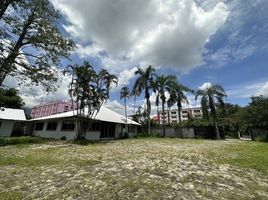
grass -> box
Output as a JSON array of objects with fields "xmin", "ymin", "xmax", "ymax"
[{"xmin": 0, "ymin": 137, "xmax": 267, "ymax": 199}]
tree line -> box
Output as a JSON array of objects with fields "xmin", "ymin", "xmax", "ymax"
[{"xmin": 120, "ymin": 66, "xmax": 227, "ymax": 140}]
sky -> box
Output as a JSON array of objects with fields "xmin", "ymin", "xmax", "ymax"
[{"xmin": 3, "ymin": 0, "xmax": 268, "ymax": 116}]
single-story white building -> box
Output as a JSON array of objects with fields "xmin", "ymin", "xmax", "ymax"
[
  {"xmin": 0, "ymin": 107, "xmax": 26, "ymax": 136},
  {"xmin": 29, "ymin": 106, "xmax": 140, "ymax": 140}
]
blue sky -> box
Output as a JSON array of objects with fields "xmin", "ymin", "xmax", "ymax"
[{"xmin": 4, "ymin": 0, "xmax": 268, "ymax": 115}]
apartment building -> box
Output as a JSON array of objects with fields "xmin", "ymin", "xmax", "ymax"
[
  {"xmin": 158, "ymin": 107, "xmax": 203, "ymax": 124},
  {"xmin": 31, "ymin": 100, "xmax": 75, "ymax": 119}
]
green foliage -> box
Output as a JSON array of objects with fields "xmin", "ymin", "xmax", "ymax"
[
  {"xmin": 0, "ymin": 88, "xmax": 24, "ymax": 108},
  {"xmin": 0, "ymin": 136, "xmax": 49, "ymax": 146},
  {"xmin": 0, "ymin": 0, "xmax": 74, "ymax": 92},
  {"xmin": 195, "ymin": 84, "xmax": 227, "ymax": 139},
  {"xmin": 65, "ymin": 61, "xmax": 118, "ymax": 140},
  {"xmin": 132, "ymin": 66, "xmax": 155, "ymax": 134}
]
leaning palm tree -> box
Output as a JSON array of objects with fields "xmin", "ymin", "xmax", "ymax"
[
  {"xmin": 132, "ymin": 65, "xmax": 155, "ymax": 134},
  {"xmin": 195, "ymin": 84, "xmax": 227, "ymax": 139},
  {"xmin": 168, "ymin": 82, "xmax": 194, "ymax": 124},
  {"xmin": 120, "ymin": 86, "xmax": 130, "ymax": 125},
  {"xmin": 153, "ymin": 74, "xmax": 177, "ymax": 137}
]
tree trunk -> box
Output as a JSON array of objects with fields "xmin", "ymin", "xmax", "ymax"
[
  {"xmin": 133, "ymin": 95, "xmax": 136, "ymax": 116},
  {"xmin": 178, "ymin": 105, "xmax": 182, "ymax": 136},
  {"xmin": 0, "ymin": 11, "xmax": 35, "ymax": 86},
  {"xmin": 167, "ymin": 107, "xmax": 170, "ymax": 125},
  {"xmin": 0, "ymin": 0, "xmax": 11, "ymax": 19},
  {"xmin": 177, "ymin": 104, "xmax": 182, "ymax": 124},
  {"xmin": 146, "ymin": 97, "xmax": 151, "ymax": 135},
  {"xmin": 213, "ymin": 118, "xmax": 220, "ymax": 139},
  {"xmin": 162, "ymin": 101, "xmax": 166, "ymax": 137},
  {"xmin": 124, "ymin": 97, "xmax": 127, "ymax": 124}
]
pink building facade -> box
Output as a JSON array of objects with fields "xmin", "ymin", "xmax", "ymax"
[{"xmin": 31, "ymin": 100, "xmax": 75, "ymax": 119}]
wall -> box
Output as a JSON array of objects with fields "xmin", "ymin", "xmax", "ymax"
[
  {"xmin": 85, "ymin": 131, "xmax": 100, "ymax": 141},
  {"xmin": 33, "ymin": 119, "xmax": 76, "ymax": 140},
  {"xmin": 151, "ymin": 127, "xmax": 195, "ymax": 138},
  {"xmin": 0, "ymin": 120, "xmax": 15, "ymax": 136}
]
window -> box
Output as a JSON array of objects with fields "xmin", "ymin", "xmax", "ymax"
[
  {"xmin": 194, "ymin": 110, "xmax": 201, "ymax": 113},
  {"xmin": 128, "ymin": 126, "xmax": 136, "ymax": 133},
  {"xmin": 46, "ymin": 122, "xmax": 58, "ymax": 131},
  {"xmin": 64, "ymin": 105, "xmax": 69, "ymax": 112},
  {"xmin": 171, "ymin": 116, "xmax": 177, "ymax": 119},
  {"xmin": 171, "ymin": 111, "xmax": 176, "ymax": 114},
  {"xmin": 61, "ymin": 121, "xmax": 75, "ymax": 131},
  {"xmin": 172, "ymin": 120, "xmax": 177, "ymax": 123},
  {"xmin": 182, "ymin": 115, "xmax": 188, "ymax": 118},
  {"xmin": 35, "ymin": 122, "xmax": 44, "ymax": 131},
  {"xmin": 90, "ymin": 122, "xmax": 100, "ymax": 132},
  {"xmin": 0, "ymin": 121, "xmax": 2, "ymax": 127},
  {"xmin": 182, "ymin": 111, "xmax": 188, "ymax": 114}
]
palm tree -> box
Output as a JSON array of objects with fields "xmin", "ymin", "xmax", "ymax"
[
  {"xmin": 168, "ymin": 82, "xmax": 194, "ymax": 124},
  {"xmin": 195, "ymin": 84, "xmax": 227, "ymax": 139},
  {"xmin": 153, "ymin": 74, "xmax": 177, "ymax": 137},
  {"xmin": 99, "ymin": 69, "xmax": 118, "ymax": 98},
  {"xmin": 132, "ymin": 65, "xmax": 155, "ymax": 134},
  {"xmin": 120, "ymin": 86, "xmax": 130, "ymax": 125}
]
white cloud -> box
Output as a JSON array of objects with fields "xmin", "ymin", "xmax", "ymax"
[
  {"xmin": 51, "ymin": 0, "xmax": 229, "ymax": 72},
  {"xmin": 256, "ymin": 82, "xmax": 268, "ymax": 97},
  {"xmin": 2, "ymin": 69, "xmax": 71, "ymax": 107},
  {"xmin": 199, "ymin": 82, "xmax": 212, "ymax": 90},
  {"xmin": 206, "ymin": 0, "xmax": 268, "ymax": 67}
]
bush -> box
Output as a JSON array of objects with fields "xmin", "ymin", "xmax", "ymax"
[{"xmin": 0, "ymin": 136, "xmax": 48, "ymax": 146}]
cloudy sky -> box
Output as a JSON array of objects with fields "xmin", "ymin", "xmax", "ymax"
[{"xmin": 4, "ymin": 0, "xmax": 268, "ymax": 115}]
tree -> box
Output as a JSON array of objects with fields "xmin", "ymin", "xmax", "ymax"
[
  {"xmin": 65, "ymin": 61, "xmax": 118, "ymax": 140},
  {"xmin": 168, "ymin": 82, "xmax": 194, "ymax": 124},
  {"xmin": 120, "ymin": 86, "xmax": 130, "ymax": 125},
  {"xmin": 0, "ymin": 0, "xmax": 18, "ymax": 19},
  {"xmin": 195, "ymin": 84, "xmax": 227, "ymax": 139},
  {"xmin": 152, "ymin": 74, "xmax": 177, "ymax": 137},
  {"xmin": 0, "ymin": 88, "xmax": 24, "ymax": 108},
  {"xmin": 0, "ymin": 0, "xmax": 74, "ymax": 92},
  {"xmin": 132, "ymin": 65, "xmax": 155, "ymax": 135}
]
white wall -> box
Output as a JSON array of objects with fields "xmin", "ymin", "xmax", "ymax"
[
  {"xmin": 33, "ymin": 120, "xmax": 76, "ymax": 140},
  {"xmin": 32, "ymin": 119, "xmax": 138, "ymax": 140},
  {"xmin": 85, "ymin": 131, "xmax": 100, "ymax": 141},
  {"xmin": 0, "ymin": 120, "xmax": 15, "ymax": 137}
]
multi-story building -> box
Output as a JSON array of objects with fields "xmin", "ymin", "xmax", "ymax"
[
  {"xmin": 31, "ymin": 100, "xmax": 75, "ymax": 119},
  {"xmin": 158, "ymin": 107, "xmax": 203, "ymax": 124}
]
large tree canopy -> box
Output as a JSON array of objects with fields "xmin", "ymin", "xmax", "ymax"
[
  {"xmin": 0, "ymin": 88, "xmax": 24, "ymax": 108},
  {"xmin": 0, "ymin": 0, "xmax": 74, "ymax": 91}
]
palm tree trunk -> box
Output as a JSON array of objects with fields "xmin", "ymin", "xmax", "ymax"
[
  {"xmin": 213, "ymin": 117, "xmax": 220, "ymax": 139},
  {"xmin": 133, "ymin": 95, "xmax": 136, "ymax": 116},
  {"xmin": 146, "ymin": 97, "xmax": 151, "ymax": 135},
  {"xmin": 178, "ymin": 105, "xmax": 182, "ymax": 137},
  {"xmin": 157, "ymin": 105, "xmax": 160, "ymax": 124},
  {"xmin": 124, "ymin": 98, "xmax": 127, "ymax": 124},
  {"xmin": 167, "ymin": 107, "xmax": 170, "ymax": 125},
  {"xmin": 162, "ymin": 101, "xmax": 166, "ymax": 137}
]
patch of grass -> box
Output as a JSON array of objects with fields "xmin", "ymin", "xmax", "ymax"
[
  {"xmin": 205, "ymin": 141, "xmax": 268, "ymax": 175},
  {"xmin": 0, "ymin": 191, "xmax": 23, "ymax": 200},
  {"xmin": 0, "ymin": 136, "xmax": 52, "ymax": 146}
]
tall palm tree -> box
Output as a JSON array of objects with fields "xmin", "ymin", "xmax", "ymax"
[
  {"xmin": 168, "ymin": 82, "xmax": 194, "ymax": 124},
  {"xmin": 120, "ymin": 86, "xmax": 130, "ymax": 124},
  {"xmin": 132, "ymin": 65, "xmax": 155, "ymax": 134},
  {"xmin": 153, "ymin": 74, "xmax": 177, "ymax": 137},
  {"xmin": 195, "ymin": 84, "xmax": 227, "ymax": 139}
]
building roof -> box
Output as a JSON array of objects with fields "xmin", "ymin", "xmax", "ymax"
[
  {"xmin": 29, "ymin": 106, "xmax": 140, "ymax": 125},
  {"xmin": 0, "ymin": 107, "xmax": 26, "ymax": 121}
]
